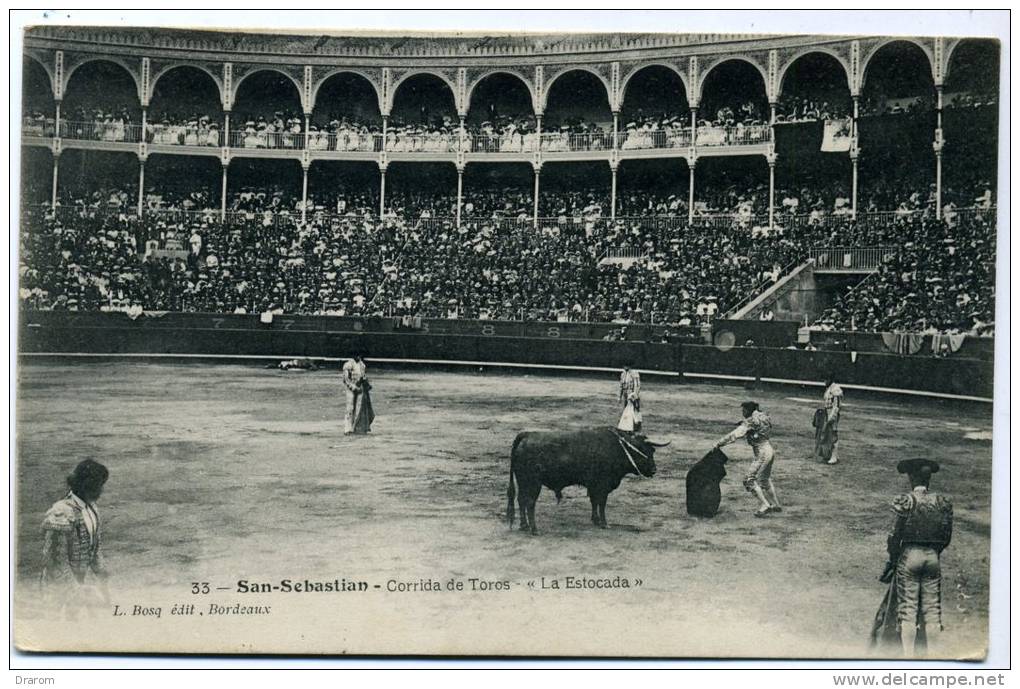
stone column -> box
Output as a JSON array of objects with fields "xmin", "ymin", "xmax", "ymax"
[
  {"xmin": 224, "ymin": 112, "xmax": 231, "ymax": 148},
  {"xmin": 612, "ymin": 111, "xmax": 619, "ymax": 151},
  {"xmin": 379, "ymin": 164, "xmax": 387, "ymax": 218}
]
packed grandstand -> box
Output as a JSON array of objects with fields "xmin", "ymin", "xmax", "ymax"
[{"xmin": 18, "ymin": 28, "xmax": 998, "ymax": 337}]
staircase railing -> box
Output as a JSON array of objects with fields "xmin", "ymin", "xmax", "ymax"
[{"xmin": 722, "ymin": 257, "xmax": 803, "ymax": 319}]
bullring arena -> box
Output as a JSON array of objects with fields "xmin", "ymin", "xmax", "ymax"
[
  {"xmin": 15, "ymin": 25, "xmax": 998, "ymax": 658},
  {"xmin": 15, "ymin": 359, "xmax": 992, "ymax": 657}
]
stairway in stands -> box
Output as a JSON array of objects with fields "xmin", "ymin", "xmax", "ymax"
[{"xmin": 726, "ymin": 246, "xmax": 892, "ymax": 324}]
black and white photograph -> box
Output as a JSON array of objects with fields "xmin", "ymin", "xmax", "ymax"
[{"xmin": 10, "ymin": 10, "xmax": 1007, "ymax": 667}]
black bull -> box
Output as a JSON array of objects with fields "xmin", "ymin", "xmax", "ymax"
[{"xmin": 507, "ymin": 428, "xmax": 668, "ymax": 534}]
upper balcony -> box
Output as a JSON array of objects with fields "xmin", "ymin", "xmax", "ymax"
[{"xmin": 22, "ymin": 118, "xmax": 775, "ymax": 163}]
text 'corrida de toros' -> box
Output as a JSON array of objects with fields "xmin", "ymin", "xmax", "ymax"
[{"xmin": 236, "ymin": 579, "xmax": 369, "ymax": 593}]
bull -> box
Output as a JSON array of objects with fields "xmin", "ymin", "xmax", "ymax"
[{"xmin": 506, "ymin": 428, "xmax": 669, "ymax": 535}]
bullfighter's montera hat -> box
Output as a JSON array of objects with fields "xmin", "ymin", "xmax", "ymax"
[{"xmin": 896, "ymin": 458, "xmax": 940, "ymax": 475}]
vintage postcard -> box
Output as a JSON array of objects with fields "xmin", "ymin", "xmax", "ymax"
[{"xmin": 13, "ymin": 13, "xmax": 1002, "ymax": 660}]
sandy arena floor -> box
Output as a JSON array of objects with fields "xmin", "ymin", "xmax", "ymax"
[{"xmin": 13, "ymin": 361, "xmax": 994, "ymax": 658}]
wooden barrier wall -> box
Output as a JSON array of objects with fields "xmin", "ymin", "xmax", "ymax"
[{"xmin": 17, "ymin": 311, "xmax": 993, "ymax": 399}]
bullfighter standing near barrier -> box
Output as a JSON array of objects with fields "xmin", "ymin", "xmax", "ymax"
[
  {"xmin": 617, "ymin": 363, "xmax": 642, "ymax": 432},
  {"xmin": 342, "ymin": 353, "xmax": 373, "ymax": 435},
  {"xmin": 715, "ymin": 401, "xmax": 781, "ymax": 517},
  {"xmin": 823, "ymin": 375, "xmax": 844, "ymax": 465}
]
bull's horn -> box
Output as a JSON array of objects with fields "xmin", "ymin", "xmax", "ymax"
[{"xmin": 646, "ymin": 439, "xmax": 671, "ymax": 447}]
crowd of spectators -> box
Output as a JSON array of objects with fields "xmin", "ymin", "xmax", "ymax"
[
  {"xmin": 232, "ymin": 110, "xmax": 306, "ymax": 149},
  {"xmin": 860, "ymin": 94, "xmax": 934, "ymax": 118},
  {"xmin": 944, "ymin": 90, "xmax": 998, "ymax": 110},
  {"xmin": 618, "ymin": 111, "xmax": 691, "ymax": 150},
  {"xmin": 20, "ymin": 182, "xmax": 994, "ymax": 334},
  {"xmin": 812, "ymin": 211, "xmax": 995, "ymax": 334},
  {"xmin": 53, "ymin": 169, "xmax": 992, "ymax": 228},
  {"xmin": 775, "ymin": 94, "xmax": 851, "ymax": 123},
  {"xmin": 465, "ymin": 115, "xmax": 538, "ymax": 153},
  {"xmin": 16, "ymin": 200, "xmax": 804, "ymax": 323},
  {"xmin": 146, "ymin": 112, "xmax": 222, "ymax": 146},
  {"xmin": 59, "ymin": 105, "xmax": 138, "ymax": 142},
  {"xmin": 22, "ymin": 110, "xmax": 56, "ymax": 137}
]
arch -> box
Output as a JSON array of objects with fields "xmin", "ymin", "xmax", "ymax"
[
  {"xmin": 542, "ymin": 66, "xmax": 612, "ymax": 112},
  {"xmin": 149, "ymin": 63, "xmax": 224, "ymax": 105},
  {"xmin": 620, "ymin": 62, "xmax": 690, "ymax": 109},
  {"xmin": 311, "ymin": 69, "xmax": 382, "ymax": 113},
  {"xmin": 777, "ymin": 48, "xmax": 851, "ymax": 97},
  {"xmin": 62, "ymin": 56, "xmax": 140, "ymax": 102},
  {"xmin": 389, "ymin": 69, "xmax": 458, "ymax": 111},
  {"xmin": 22, "ymin": 55, "xmax": 55, "ymax": 113},
  {"xmin": 860, "ymin": 38, "xmax": 935, "ymax": 89},
  {"xmin": 22, "ymin": 53, "xmax": 54, "ymax": 97},
  {"xmin": 697, "ymin": 55, "xmax": 769, "ymax": 103},
  {"xmin": 231, "ymin": 67, "xmax": 303, "ymax": 110},
  {"xmin": 465, "ymin": 70, "xmax": 536, "ymax": 112},
  {"xmin": 943, "ymin": 38, "xmax": 1000, "ymax": 87}
]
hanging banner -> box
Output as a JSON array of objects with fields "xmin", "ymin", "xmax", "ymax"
[{"xmin": 820, "ymin": 118, "xmax": 852, "ymax": 152}]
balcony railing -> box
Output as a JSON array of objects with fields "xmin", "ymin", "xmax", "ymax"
[
  {"xmin": 810, "ymin": 246, "xmax": 896, "ymax": 272},
  {"xmin": 58, "ymin": 120, "xmax": 143, "ymax": 143},
  {"xmin": 21, "ymin": 117, "xmax": 56, "ymax": 138},
  {"xmin": 228, "ymin": 129, "xmax": 306, "ymax": 150},
  {"xmin": 465, "ymin": 133, "xmax": 536, "ymax": 154},
  {"xmin": 617, "ymin": 128, "xmax": 693, "ymax": 151},
  {"xmin": 599, "ymin": 247, "xmax": 648, "ymax": 262},
  {"xmin": 696, "ymin": 123, "xmax": 771, "ymax": 147},
  {"xmin": 307, "ymin": 131, "xmax": 382, "ymax": 152},
  {"xmin": 539, "ymin": 131, "xmax": 614, "ymax": 152},
  {"xmin": 147, "ymin": 125, "xmax": 222, "ymax": 147},
  {"xmin": 32, "ymin": 121, "xmax": 778, "ymax": 155},
  {"xmin": 384, "ymin": 133, "xmax": 460, "ymax": 153}
]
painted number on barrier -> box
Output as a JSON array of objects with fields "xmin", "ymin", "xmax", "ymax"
[
  {"xmin": 212, "ymin": 318, "xmax": 224, "ymax": 329},
  {"xmin": 546, "ymin": 327, "xmax": 560, "ymax": 338},
  {"xmin": 481, "ymin": 324, "xmax": 495, "ymax": 336},
  {"xmin": 280, "ymin": 320, "xmax": 294, "ymax": 330},
  {"xmin": 420, "ymin": 322, "xmax": 430, "ymax": 333}
]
